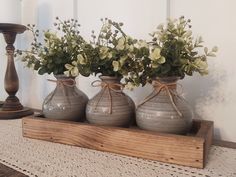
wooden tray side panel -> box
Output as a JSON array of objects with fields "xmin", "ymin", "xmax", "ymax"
[
  {"xmin": 195, "ymin": 120, "xmax": 214, "ymax": 166},
  {"xmin": 22, "ymin": 118, "xmax": 205, "ymax": 168}
]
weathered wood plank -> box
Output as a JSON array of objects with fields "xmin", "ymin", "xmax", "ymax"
[
  {"xmin": 22, "ymin": 117, "xmax": 213, "ymax": 168},
  {"xmin": 195, "ymin": 119, "xmax": 214, "ymax": 166}
]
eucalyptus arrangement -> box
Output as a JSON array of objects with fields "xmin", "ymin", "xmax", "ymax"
[
  {"xmin": 17, "ymin": 17, "xmax": 89, "ymax": 121},
  {"xmin": 89, "ymin": 18, "xmax": 141, "ymax": 77},
  {"xmin": 17, "ymin": 17, "xmax": 90, "ymax": 77},
  {"xmin": 127, "ymin": 16, "xmax": 218, "ymax": 87},
  {"xmin": 15, "ymin": 16, "xmax": 218, "ymax": 130},
  {"xmin": 135, "ymin": 16, "xmax": 218, "ymax": 134},
  {"xmin": 85, "ymin": 18, "xmax": 137, "ymax": 126},
  {"xmin": 65, "ymin": 18, "xmax": 142, "ymax": 85}
]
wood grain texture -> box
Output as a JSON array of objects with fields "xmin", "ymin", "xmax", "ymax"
[
  {"xmin": 195, "ymin": 120, "xmax": 213, "ymax": 166},
  {"xmin": 0, "ymin": 163, "xmax": 28, "ymax": 177},
  {"xmin": 22, "ymin": 117, "xmax": 213, "ymax": 168}
]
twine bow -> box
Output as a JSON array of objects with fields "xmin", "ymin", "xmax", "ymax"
[
  {"xmin": 91, "ymin": 80, "xmax": 124, "ymax": 114},
  {"xmin": 138, "ymin": 80, "xmax": 183, "ymax": 117},
  {"xmin": 45, "ymin": 78, "xmax": 76, "ymax": 105}
]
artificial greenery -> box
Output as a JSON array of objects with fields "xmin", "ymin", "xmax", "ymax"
[
  {"xmin": 64, "ymin": 18, "xmax": 150, "ymax": 90},
  {"xmin": 62, "ymin": 18, "xmax": 146, "ymax": 89},
  {"xmin": 125, "ymin": 16, "xmax": 218, "ymax": 88},
  {"xmin": 147, "ymin": 16, "xmax": 217, "ymax": 79},
  {"xmin": 17, "ymin": 17, "xmax": 90, "ymax": 76},
  {"xmin": 17, "ymin": 16, "xmax": 217, "ymax": 89},
  {"xmin": 86, "ymin": 18, "xmax": 142, "ymax": 78}
]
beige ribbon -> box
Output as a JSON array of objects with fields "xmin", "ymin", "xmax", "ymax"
[
  {"xmin": 45, "ymin": 79, "xmax": 76, "ymax": 105},
  {"xmin": 138, "ymin": 80, "xmax": 183, "ymax": 117},
  {"xmin": 91, "ymin": 80, "xmax": 124, "ymax": 114}
]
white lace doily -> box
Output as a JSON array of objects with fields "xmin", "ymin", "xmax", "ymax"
[{"xmin": 0, "ymin": 119, "xmax": 235, "ymax": 177}]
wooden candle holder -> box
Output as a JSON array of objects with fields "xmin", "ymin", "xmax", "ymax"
[{"xmin": 0, "ymin": 23, "xmax": 33, "ymax": 119}]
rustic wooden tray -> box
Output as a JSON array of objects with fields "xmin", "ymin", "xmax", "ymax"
[{"xmin": 22, "ymin": 116, "xmax": 213, "ymax": 169}]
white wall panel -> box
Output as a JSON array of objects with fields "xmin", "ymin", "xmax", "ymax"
[{"xmin": 170, "ymin": 0, "xmax": 236, "ymax": 141}]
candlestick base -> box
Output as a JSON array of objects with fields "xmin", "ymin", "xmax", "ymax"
[
  {"xmin": 0, "ymin": 101, "xmax": 33, "ymax": 119},
  {"xmin": 1, "ymin": 96, "xmax": 23, "ymax": 111}
]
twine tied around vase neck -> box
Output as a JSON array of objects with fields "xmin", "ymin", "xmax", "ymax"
[
  {"xmin": 44, "ymin": 78, "xmax": 76, "ymax": 105},
  {"xmin": 138, "ymin": 80, "xmax": 183, "ymax": 117},
  {"xmin": 91, "ymin": 80, "xmax": 124, "ymax": 114},
  {"xmin": 47, "ymin": 78, "xmax": 76, "ymax": 88}
]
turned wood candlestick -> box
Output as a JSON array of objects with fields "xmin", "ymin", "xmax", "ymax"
[{"xmin": 0, "ymin": 23, "xmax": 33, "ymax": 119}]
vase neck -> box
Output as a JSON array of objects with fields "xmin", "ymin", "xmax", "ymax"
[
  {"xmin": 52, "ymin": 75, "xmax": 76, "ymax": 88},
  {"xmin": 152, "ymin": 77, "xmax": 178, "ymax": 90},
  {"xmin": 98, "ymin": 76, "xmax": 122, "ymax": 90}
]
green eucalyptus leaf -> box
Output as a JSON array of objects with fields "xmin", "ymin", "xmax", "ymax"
[
  {"xmin": 212, "ymin": 46, "xmax": 218, "ymax": 52},
  {"xmin": 207, "ymin": 53, "xmax": 216, "ymax": 57},
  {"xmin": 34, "ymin": 61, "xmax": 41, "ymax": 70},
  {"xmin": 160, "ymin": 64, "xmax": 171, "ymax": 74},
  {"xmin": 38, "ymin": 67, "xmax": 47, "ymax": 75}
]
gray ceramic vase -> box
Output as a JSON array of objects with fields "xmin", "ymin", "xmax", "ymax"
[
  {"xmin": 86, "ymin": 76, "xmax": 135, "ymax": 127},
  {"xmin": 136, "ymin": 77, "xmax": 193, "ymax": 134},
  {"xmin": 42, "ymin": 75, "xmax": 88, "ymax": 121}
]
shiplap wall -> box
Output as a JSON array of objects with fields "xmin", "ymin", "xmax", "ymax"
[
  {"xmin": 0, "ymin": 0, "xmax": 235, "ymax": 142},
  {"xmin": 170, "ymin": 0, "xmax": 236, "ymax": 142}
]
